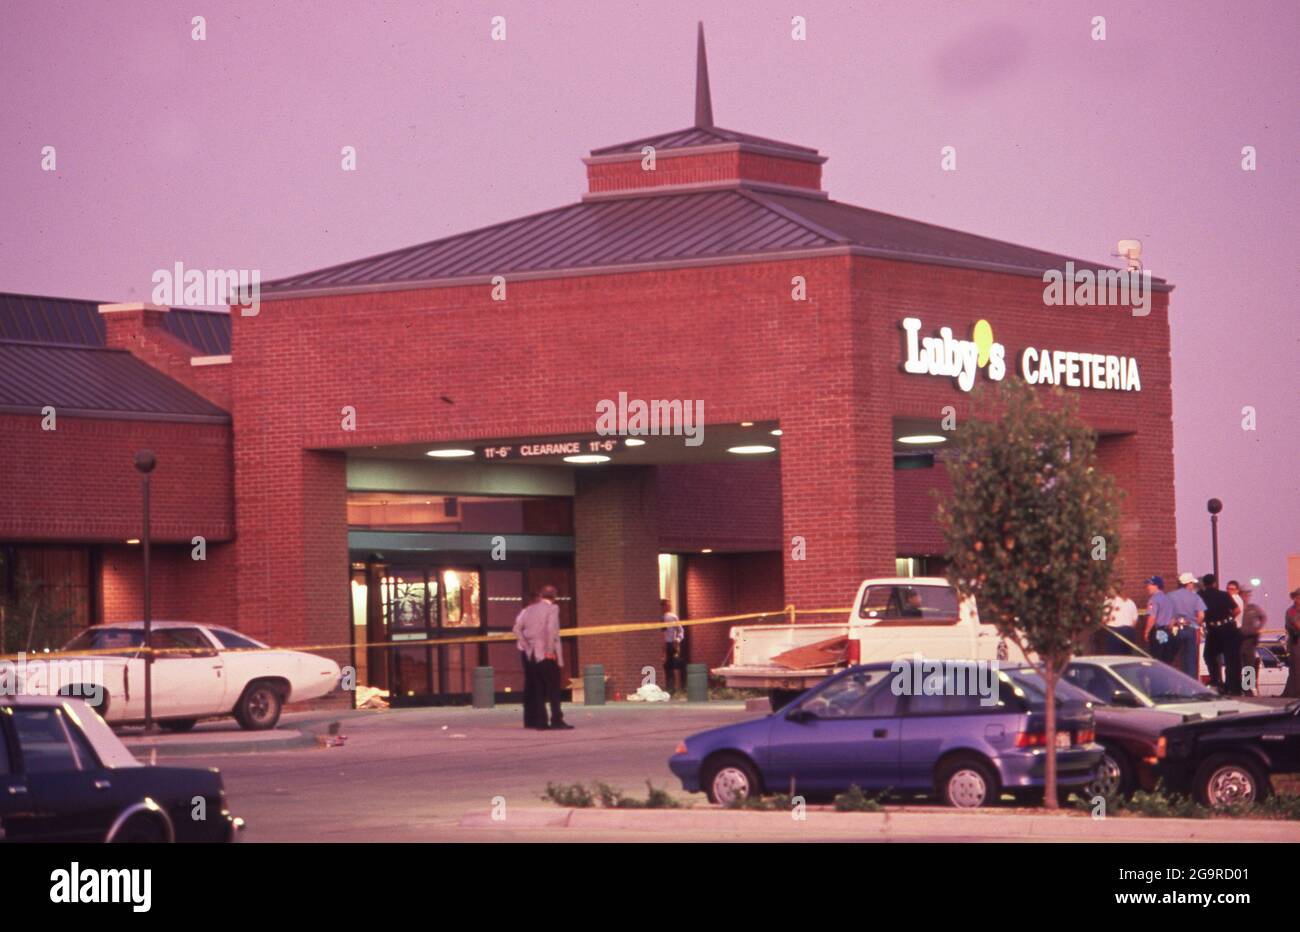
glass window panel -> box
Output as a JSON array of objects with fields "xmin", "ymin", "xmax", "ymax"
[{"xmin": 441, "ymin": 570, "xmax": 481, "ymax": 629}]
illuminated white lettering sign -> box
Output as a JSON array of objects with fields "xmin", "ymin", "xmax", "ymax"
[{"xmin": 900, "ymin": 318, "xmax": 1140, "ymax": 393}]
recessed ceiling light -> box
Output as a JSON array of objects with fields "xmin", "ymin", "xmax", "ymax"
[
  {"xmin": 727, "ymin": 445, "xmax": 776, "ymax": 455},
  {"xmin": 897, "ymin": 434, "xmax": 947, "ymax": 445},
  {"xmin": 426, "ymin": 449, "xmax": 475, "ymax": 458},
  {"xmin": 770, "ymin": 429, "xmax": 783, "ymax": 436},
  {"xmin": 125, "ymin": 539, "xmax": 140, "ymax": 545},
  {"xmin": 563, "ymin": 454, "xmax": 611, "ymax": 464},
  {"xmin": 740, "ymin": 421, "xmax": 754, "ymax": 427},
  {"xmin": 701, "ymin": 548, "xmax": 713, "ymax": 553},
  {"xmin": 1249, "ymin": 577, "xmax": 1261, "ymax": 586},
  {"xmin": 624, "ymin": 438, "xmax": 646, "ymax": 447}
]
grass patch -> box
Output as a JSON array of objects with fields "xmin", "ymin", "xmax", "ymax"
[
  {"xmin": 833, "ymin": 784, "xmax": 888, "ymax": 812},
  {"xmin": 1076, "ymin": 781, "xmax": 1300, "ymax": 821},
  {"xmin": 543, "ymin": 780, "xmax": 685, "ymax": 809}
]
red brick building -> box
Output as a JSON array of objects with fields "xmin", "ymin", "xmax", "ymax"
[{"xmin": 1, "ymin": 34, "xmax": 1177, "ymax": 700}]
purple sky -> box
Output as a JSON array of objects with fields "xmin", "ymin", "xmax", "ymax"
[{"xmin": 3, "ymin": 1, "xmax": 1297, "ymax": 614}]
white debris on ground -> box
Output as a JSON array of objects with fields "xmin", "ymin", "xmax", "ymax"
[
  {"xmin": 626, "ymin": 683, "xmax": 671, "ymax": 702},
  {"xmin": 355, "ymin": 686, "xmax": 390, "ymax": 710}
]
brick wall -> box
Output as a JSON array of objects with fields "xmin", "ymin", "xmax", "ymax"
[
  {"xmin": 684, "ymin": 551, "xmax": 785, "ymax": 670},
  {"xmin": 99, "ymin": 540, "xmax": 237, "ymax": 629},
  {"xmin": 656, "ymin": 461, "xmax": 781, "ymax": 552},
  {"xmin": 0, "ymin": 414, "xmax": 233, "ymax": 543},
  {"xmin": 585, "ymin": 148, "xmax": 821, "ymax": 195}
]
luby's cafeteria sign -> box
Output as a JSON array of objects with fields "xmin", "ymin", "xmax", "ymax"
[{"xmin": 900, "ymin": 317, "xmax": 1141, "ymax": 393}]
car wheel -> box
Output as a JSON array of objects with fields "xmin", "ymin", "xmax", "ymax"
[
  {"xmin": 1194, "ymin": 755, "xmax": 1269, "ymax": 808},
  {"xmin": 1086, "ymin": 743, "xmax": 1134, "ymax": 799},
  {"xmin": 159, "ymin": 719, "xmax": 197, "ymax": 733},
  {"xmin": 936, "ymin": 755, "xmax": 999, "ymax": 808},
  {"xmin": 701, "ymin": 754, "xmax": 761, "ymax": 805},
  {"xmin": 110, "ymin": 814, "xmax": 168, "ymax": 843},
  {"xmin": 59, "ymin": 684, "xmax": 109, "ymax": 718},
  {"xmin": 234, "ymin": 682, "xmax": 283, "ymax": 731}
]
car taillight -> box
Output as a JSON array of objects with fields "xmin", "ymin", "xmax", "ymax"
[
  {"xmin": 1077, "ymin": 728, "xmax": 1095, "ymax": 744},
  {"xmin": 674, "ymin": 741, "xmax": 687, "ymax": 755},
  {"xmin": 845, "ymin": 639, "xmax": 861, "ymax": 664},
  {"xmin": 1155, "ymin": 736, "xmax": 1167, "ymax": 759},
  {"xmin": 1015, "ymin": 732, "xmax": 1045, "ymax": 748}
]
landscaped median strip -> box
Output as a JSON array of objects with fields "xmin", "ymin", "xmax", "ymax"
[{"xmin": 457, "ymin": 806, "xmax": 1300, "ymax": 841}]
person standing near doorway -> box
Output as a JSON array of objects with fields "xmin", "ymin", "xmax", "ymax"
[
  {"xmin": 514, "ymin": 587, "xmax": 568, "ymax": 729},
  {"xmin": 531, "ymin": 584, "xmax": 571, "ymax": 730},
  {"xmin": 662, "ymin": 599, "xmax": 685, "ymax": 693}
]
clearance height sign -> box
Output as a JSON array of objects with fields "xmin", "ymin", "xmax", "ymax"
[{"xmin": 900, "ymin": 317, "xmax": 1141, "ymax": 393}]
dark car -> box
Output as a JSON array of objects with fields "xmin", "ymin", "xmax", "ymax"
[
  {"xmin": 1157, "ymin": 700, "xmax": 1300, "ymax": 807},
  {"xmin": 1002, "ymin": 666, "xmax": 1182, "ymax": 798},
  {"xmin": 669, "ymin": 662, "xmax": 1102, "ymax": 808},
  {"xmin": 0, "ymin": 697, "xmax": 243, "ymax": 842}
]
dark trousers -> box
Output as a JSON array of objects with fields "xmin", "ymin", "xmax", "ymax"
[
  {"xmin": 1102, "ymin": 625, "xmax": 1140, "ymax": 655},
  {"xmin": 1238, "ymin": 635, "xmax": 1260, "ymax": 694},
  {"xmin": 1204, "ymin": 623, "xmax": 1241, "ymax": 694},
  {"xmin": 521, "ymin": 653, "xmax": 545, "ymax": 728},
  {"xmin": 1149, "ymin": 626, "xmax": 1176, "ymax": 665},
  {"xmin": 664, "ymin": 643, "xmax": 685, "ymax": 691},
  {"xmin": 537, "ymin": 658, "xmax": 565, "ymax": 726}
]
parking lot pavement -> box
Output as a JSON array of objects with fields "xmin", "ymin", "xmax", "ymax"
[
  {"xmin": 184, "ymin": 702, "xmax": 755, "ymax": 842},
  {"xmin": 156, "ymin": 702, "xmax": 1296, "ymax": 843}
]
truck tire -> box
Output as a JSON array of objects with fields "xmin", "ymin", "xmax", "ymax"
[
  {"xmin": 1194, "ymin": 754, "xmax": 1269, "ymax": 808},
  {"xmin": 769, "ymin": 688, "xmax": 802, "ymax": 712}
]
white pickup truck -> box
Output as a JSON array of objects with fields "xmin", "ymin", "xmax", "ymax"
[{"xmin": 712, "ymin": 577, "xmax": 1025, "ymax": 708}]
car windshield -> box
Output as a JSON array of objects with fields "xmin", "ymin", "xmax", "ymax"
[
  {"xmin": 61, "ymin": 628, "xmax": 145, "ymax": 654},
  {"xmin": 1109, "ymin": 661, "xmax": 1216, "ymax": 702},
  {"xmin": 1003, "ymin": 669, "xmax": 1100, "ymax": 705}
]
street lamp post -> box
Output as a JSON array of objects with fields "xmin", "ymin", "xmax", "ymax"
[
  {"xmin": 135, "ymin": 450, "xmax": 157, "ymax": 733},
  {"xmin": 1207, "ymin": 498, "xmax": 1222, "ymax": 584}
]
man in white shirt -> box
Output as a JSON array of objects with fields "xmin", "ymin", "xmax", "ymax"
[
  {"xmin": 662, "ymin": 599, "xmax": 685, "ymax": 693},
  {"xmin": 513, "ymin": 585, "xmax": 569, "ymax": 729},
  {"xmin": 1102, "ymin": 582, "xmax": 1141, "ymax": 655}
]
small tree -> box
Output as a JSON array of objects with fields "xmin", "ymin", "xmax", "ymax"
[{"xmin": 935, "ymin": 378, "xmax": 1121, "ymax": 808}]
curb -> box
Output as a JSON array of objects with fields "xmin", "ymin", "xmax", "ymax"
[{"xmin": 459, "ymin": 806, "xmax": 1299, "ymax": 841}]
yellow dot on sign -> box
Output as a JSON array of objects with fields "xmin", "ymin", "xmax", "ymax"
[{"xmin": 972, "ymin": 320, "xmax": 994, "ymax": 367}]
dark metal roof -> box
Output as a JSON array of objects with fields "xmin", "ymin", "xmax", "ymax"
[
  {"xmin": 262, "ymin": 186, "xmax": 1167, "ymax": 296},
  {"xmin": 590, "ymin": 125, "xmax": 822, "ymax": 158},
  {"xmin": 261, "ymin": 190, "xmax": 834, "ymax": 292},
  {"xmin": 0, "ymin": 341, "xmax": 229, "ymax": 423},
  {"xmin": 0, "ymin": 293, "xmax": 231, "ymax": 354}
]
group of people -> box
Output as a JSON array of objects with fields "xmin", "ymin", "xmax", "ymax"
[{"xmin": 1101, "ymin": 573, "xmax": 1300, "ymax": 698}]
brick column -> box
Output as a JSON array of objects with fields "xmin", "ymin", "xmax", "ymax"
[{"xmin": 573, "ymin": 466, "xmax": 662, "ymax": 694}]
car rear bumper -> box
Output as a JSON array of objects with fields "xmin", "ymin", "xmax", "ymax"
[{"xmin": 996, "ymin": 745, "xmax": 1104, "ymax": 788}]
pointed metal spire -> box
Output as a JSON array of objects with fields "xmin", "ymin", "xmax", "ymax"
[{"xmin": 694, "ymin": 22, "xmax": 714, "ymax": 129}]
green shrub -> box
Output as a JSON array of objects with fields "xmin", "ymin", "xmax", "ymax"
[
  {"xmin": 544, "ymin": 780, "xmax": 684, "ymax": 809},
  {"xmin": 833, "ymin": 784, "xmax": 886, "ymax": 812},
  {"xmin": 542, "ymin": 782, "xmax": 594, "ymax": 808}
]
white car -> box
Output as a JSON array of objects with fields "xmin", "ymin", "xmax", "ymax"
[
  {"xmin": 1064, "ymin": 656, "xmax": 1271, "ymax": 720},
  {"xmin": 2, "ymin": 621, "xmax": 341, "ymax": 731}
]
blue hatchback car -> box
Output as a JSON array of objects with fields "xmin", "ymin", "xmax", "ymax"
[{"xmin": 669, "ymin": 662, "xmax": 1102, "ymax": 807}]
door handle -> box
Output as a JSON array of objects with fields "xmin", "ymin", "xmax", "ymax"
[
  {"xmin": 6, "ymin": 785, "xmax": 27, "ymax": 796},
  {"xmin": 93, "ymin": 779, "xmax": 112, "ymax": 791},
  {"xmin": 873, "ymin": 728, "xmax": 888, "ymax": 738}
]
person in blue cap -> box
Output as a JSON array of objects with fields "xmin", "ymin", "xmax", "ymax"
[{"xmin": 1144, "ymin": 575, "xmax": 1176, "ymax": 665}]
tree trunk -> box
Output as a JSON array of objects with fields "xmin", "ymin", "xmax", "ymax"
[{"xmin": 1043, "ymin": 665, "xmax": 1059, "ymax": 810}]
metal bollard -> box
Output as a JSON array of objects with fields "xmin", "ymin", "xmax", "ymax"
[
  {"xmin": 686, "ymin": 663, "xmax": 709, "ymax": 702},
  {"xmin": 472, "ymin": 666, "xmax": 494, "ymax": 709},
  {"xmin": 583, "ymin": 664, "xmax": 606, "ymax": 706}
]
